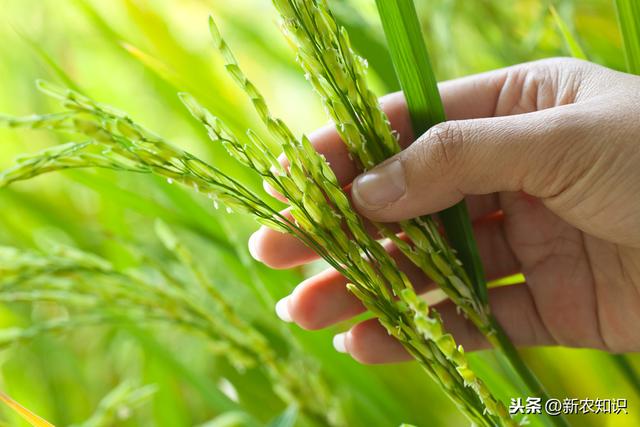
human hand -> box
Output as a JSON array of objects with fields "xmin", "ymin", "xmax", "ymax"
[{"xmin": 249, "ymin": 58, "xmax": 640, "ymax": 363}]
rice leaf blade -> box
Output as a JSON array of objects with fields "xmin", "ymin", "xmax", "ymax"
[
  {"xmin": 373, "ymin": 0, "xmax": 487, "ymax": 304},
  {"xmin": 0, "ymin": 392, "xmax": 55, "ymax": 427},
  {"xmin": 615, "ymin": 0, "xmax": 640, "ymax": 74},
  {"xmin": 549, "ymin": 5, "xmax": 588, "ymax": 60}
]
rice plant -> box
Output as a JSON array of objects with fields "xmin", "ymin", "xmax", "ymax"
[
  {"xmin": 0, "ymin": 224, "xmax": 342, "ymax": 426},
  {"xmin": 371, "ymin": 6, "xmax": 570, "ymax": 427},
  {"xmin": 273, "ymin": 2, "xmax": 553, "ymax": 416},
  {"xmin": 0, "ymin": 2, "xmax": 517, "ymax": 424},
  {"xmin": 0, "ymin": 70, "xmax": 513, "ymax": 427},
  {"xmin": 0, "ymin": 0, "xmax": 639, "ymax": 426}
]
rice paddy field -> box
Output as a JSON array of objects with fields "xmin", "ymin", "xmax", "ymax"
[{"xmin": 0, "ymin": 0, "xmax": 638, "ymax": 426}]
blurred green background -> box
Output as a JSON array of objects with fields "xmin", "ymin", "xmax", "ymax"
[{"xmin": 0, "ymin": 0, "xmax": 638, "ymax": 426}]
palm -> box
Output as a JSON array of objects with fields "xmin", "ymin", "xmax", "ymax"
[{"xmin": 495, "ymin": 190, "xmax": 640, "ymax": 353}]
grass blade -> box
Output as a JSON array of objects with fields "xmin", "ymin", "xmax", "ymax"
[
  {"xmin": 14, "ymin": 30, "xmax": 85, "ymax": 94},
  {"xmin": 0, "ymin": 392, "xmax": 55, "ymax": 427},
  {"xmin": 615, "ymin": 0, "xmax": 640, "ymax": 74},
  {"xmin": 549, "ymin": 5, "xmax": 588, "ymax": 60}
]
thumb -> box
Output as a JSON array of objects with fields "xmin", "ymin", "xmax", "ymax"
[{"xmin": 351, "ymin": 107, "xmax": 589, "ymax": 222}]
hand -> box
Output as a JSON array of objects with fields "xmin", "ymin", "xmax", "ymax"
[{"xmin": 248, "ymin": 58, "xmax": 640, "ymax": 363}]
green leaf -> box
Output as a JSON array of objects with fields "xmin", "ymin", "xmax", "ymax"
[
  {"xmin": 549, "ymin": 5, "xmax": 587, "ymax": 60},
  {"xmin": 373, "ymin": 0, "xmax": 487, "ymax": 304},
  {"xmin": 615, "ymin": 0, "xmax": 640, "ymax": 74}
]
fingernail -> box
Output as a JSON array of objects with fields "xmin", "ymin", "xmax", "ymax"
[
  {"xmin": 352, "ymin": 159, "xmax": 405, "ymax": 210},
  {"xmin": 332, "ymin": 332, "xmax": 348, "ymax": 353},
  {"xmin": 248, "ymin": 230, "xmax": 262, "ymax": 261},
  {"xmin": 275, "ymin": 296, "xmax": 293, "ymax": 322}
]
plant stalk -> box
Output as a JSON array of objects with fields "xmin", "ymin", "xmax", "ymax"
[{"xmin": 486, "ymin": 318, "xmax": 547, "ymax": 399}]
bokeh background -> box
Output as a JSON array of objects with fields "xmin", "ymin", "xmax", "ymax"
[{"xmin": 0, "ymin": 0, "xmax": 638, "ymax": 426}]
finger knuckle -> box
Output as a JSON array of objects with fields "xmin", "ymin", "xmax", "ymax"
[
  {"xmin": 540, "ymin": 56, "xmax": 581, "ymax": 67},
  {"xmin": 535, "ymin": 57, "xmax": 591, "ymax": 73},
  {"xmin": 419, "ymin": 121, "xmax": 465, "ymax": 176}
]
